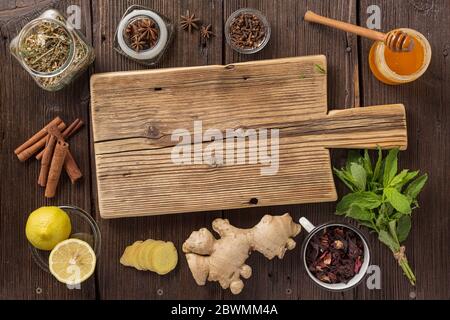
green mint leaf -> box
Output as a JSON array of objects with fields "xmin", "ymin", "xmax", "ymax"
[
  {"xmin": 384, "ymin": 187, "xmax": 412, "ymax": 214},
  {"xmin": 378, "ymin": 161, "xmax": 385, "ymax": 184},
  {"xmin": 346, "ymin": 150, "xmax": 363, "ymax": 170},
  {"xmin": 372, "ymin": 147, "xmax": 383, "ymax": 183},
  {"xmin": 336, "ymin": 191, "xmax": 382, "ymax": 214},
  {"xmin": 391, "ymin": 211, "xmax": 404, "ymax": 220},
  {"xmin": 389, "ymin": 169, "xmax": 409, "ymax": 187},
  {"xmin": 405, "ymin": 174, "xmax": 428, "ymax": 200},
  {"xmin": 376, "ymin": 214, "xmax": 387, "ymax": 229},
  {"xmin": 398, "ymin": 171, "xmax": 419, "ymax": 190},
  {"xmin": 382, "ymin": 202, "xmax": 395, "ymax": 217},
  {"xmin": 350, "ymin": 163, "xmax": 367, "ymax": 191},
  {"xmin": 358, "ymin": 220, "xmax": 377, "ymax": 231},
  {"xmin": 376, "ymin": 203, "xmax": 393, "ymax": 229},
  {"xmin": 378, "ymin": 229, "xmax": 400, "ymax": 251},
  {"xmin": 363, "ymin": 150, "xmax": 373, "ymax": 178},
  {"xmin": 333, "ymin": 168, "xmax": 356, "ymax": 192},
  {"xmin": 345, "ymin": 205, "xmax": 374, "ymax": 221},
  {"xmin": 396, "ymin": 215, "xmax": 412, "ymax": 243},
  {"xmin": 383, "ymin": 148, "xmax": 399, "ymax": 186},
  {"xmin": 389, "ymin": 220, "xmax": 399, "ymax": 243}
]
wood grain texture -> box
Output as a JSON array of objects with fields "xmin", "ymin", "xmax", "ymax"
[
  {"xmin": 0, "ymin": 0, "xmax": 95, "ymax": 299},
  {"xmin": 91, "ymin": 0, "xmax": 224, "ymax": 300},
  {"xmin": 355, "ymin": 0, "xmax": 450, "ymax": 300},
  {"xmin": 91, "ymin": 56, "xmax": 328, "ymax": 143},
  {"xmin": 91, "ymin": 56, "xmax": 407, "ymax": 218}
]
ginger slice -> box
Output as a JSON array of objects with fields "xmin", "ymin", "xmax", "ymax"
[
  {"xmin": 120, "ymin": 240, "xmax": 142, "ymax": 267},
  {"xmin": 151, "ymin": 242, "xmax": 178, "ymax": 275},
  {"xmin": 129, "ymin": 241, "xmax": 144, "ymax": 270},
  {"xmin": 120, "ymin": 245, "xmax": 133, "ymax": 266},
  {"xmin": 144, "ymin": 240, "xmax": 165, "ymax": 272},
  {"xmin": 137, "ymin": 239, "xmax": 155, "ymax": 271}
]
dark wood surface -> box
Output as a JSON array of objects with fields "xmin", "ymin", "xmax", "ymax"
[{"xmin": 1, "ymin": 0, "xmax": 449, "ymax": 300}]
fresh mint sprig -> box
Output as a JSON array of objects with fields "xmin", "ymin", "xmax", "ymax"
[{"xmin": 334, "ymin": 148, "xmax": 428, "ymax": 285}]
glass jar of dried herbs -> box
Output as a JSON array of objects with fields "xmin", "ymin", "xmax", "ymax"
[
  {"xmin": 9, "ymin": 9, "xmax": 95, "ymax": 91},
  {"xmin": 114, "ymin": 5, "xmax": 174, "ymax": 66}
]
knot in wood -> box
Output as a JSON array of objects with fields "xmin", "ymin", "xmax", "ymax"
[{"xmin": 146, "ymin": 124, "xmax": 161, "ymax": 139}]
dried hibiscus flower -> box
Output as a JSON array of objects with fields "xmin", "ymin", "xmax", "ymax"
[{"xmin": 306, "ymin": 226, "xmax": 364, "ymax": 284}]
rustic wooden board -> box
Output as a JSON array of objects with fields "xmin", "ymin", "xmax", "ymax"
[{"xmin": 91, "ymin": 56, "xmax": 407, "ymax": 218}]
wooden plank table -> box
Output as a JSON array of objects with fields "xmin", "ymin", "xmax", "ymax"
[{"xmin": 1, "ymin": 0, "xmax": 449, "ymax": 300}]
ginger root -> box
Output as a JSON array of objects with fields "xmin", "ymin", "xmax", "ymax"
[{"xmin": 182, "ymin": 213, "xmax": 301, "ymax": 295}]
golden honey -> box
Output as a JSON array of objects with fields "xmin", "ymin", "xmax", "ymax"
[{"xmin": 369, "ymin": 28, "xmax": 431, "ymax": 85}]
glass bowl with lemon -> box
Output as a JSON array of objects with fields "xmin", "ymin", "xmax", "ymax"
[{"xmin": 26, "ymin": 206, "xmax": 100, "ymax": 286}]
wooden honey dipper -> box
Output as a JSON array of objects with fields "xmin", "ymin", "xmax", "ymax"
[{"xmin": 304, "ymin": 11, "xmax": 414, "ymax": 52}]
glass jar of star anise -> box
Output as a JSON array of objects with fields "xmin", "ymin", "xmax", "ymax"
[
  {"xmin": 9, "ymin": 9, "xmax": 95, "ymax": 91},
  {"xmin": 114, "ymin": 5, "xmax": 174, "ymax": 66}
]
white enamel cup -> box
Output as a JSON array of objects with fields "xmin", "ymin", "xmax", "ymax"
[{"xmin": 299, "ymin": 217, "xmax": 371, "ymax": 291}]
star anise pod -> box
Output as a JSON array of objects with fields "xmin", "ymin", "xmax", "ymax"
[
  {"xmin": 138, "ymin": 18, "xmax": 159, "ymax": 46},
  {"xmin": 131, "ymin": 37, "xmax": 146, "ymax": 52},
  {"xmin": 200, "ymin": 24, "xmax": 214, "ymax": 39},
  {"xmin": 180, "ymin": 10, "xmax": 200, "ymax": 33},
  {"xmin": 125, "ymin": 21, "xmax": 139, "ymax": 37}
]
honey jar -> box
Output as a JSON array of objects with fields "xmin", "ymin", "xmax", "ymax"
[{"xmin": 369, "ymin": 28, "xmax": 431, "ymax": 85}]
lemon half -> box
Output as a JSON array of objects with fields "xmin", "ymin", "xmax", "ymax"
[{"xmin": 49, "ymin": 239, "xmax": 96, "ymax": 285}]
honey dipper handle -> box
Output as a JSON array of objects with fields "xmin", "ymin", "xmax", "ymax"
[{"xmin": 304, "ymin": 10, "xmax": 386, "ymax": 42}]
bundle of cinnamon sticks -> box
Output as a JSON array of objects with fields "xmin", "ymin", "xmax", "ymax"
[{"xmin": 15, "ymin": 117, "xmax": 84, "ymax": 198}]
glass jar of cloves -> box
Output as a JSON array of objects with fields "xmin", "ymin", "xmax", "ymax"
[{"xmin": 9, "ymin": 9, "xmax": 95, "ymax": 91}]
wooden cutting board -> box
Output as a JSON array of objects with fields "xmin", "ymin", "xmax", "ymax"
[{"xmin": 91, "ymin": 55, "xmax": 407, "ymax": 219}]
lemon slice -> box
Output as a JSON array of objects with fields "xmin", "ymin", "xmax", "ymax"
[{"xmin": 49, "ymin": 239, "xmax": 96, "ymax": 285}]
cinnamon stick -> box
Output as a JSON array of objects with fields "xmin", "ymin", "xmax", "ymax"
[
  {"xmin": 45, "ymin": 141, "xmax": 69, "ymax": 198},
  {"xmin": 14, "ymin": 117, "xmax": 62, "ymax": 155},
  {"xmin": 46, "ymin": 125, "xmax": 83, "ymax": 184},
  {"xmin": 36, "ymin": 119, "xmax": 84, "ymax": 160},
  {"xmin": 64, "ymin": 152, "xmax": 83, "ymax": 184},
  {"xmin": 16, "ymin": 121, "xmax": 67, "ymax": 162},
  {"xmin": 63, "ymin": 119, "xmax": 83, "ymax": 137},
  {"xmin": 38, "ymin": 134, "xmax": 57, "ymax": 187}
]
